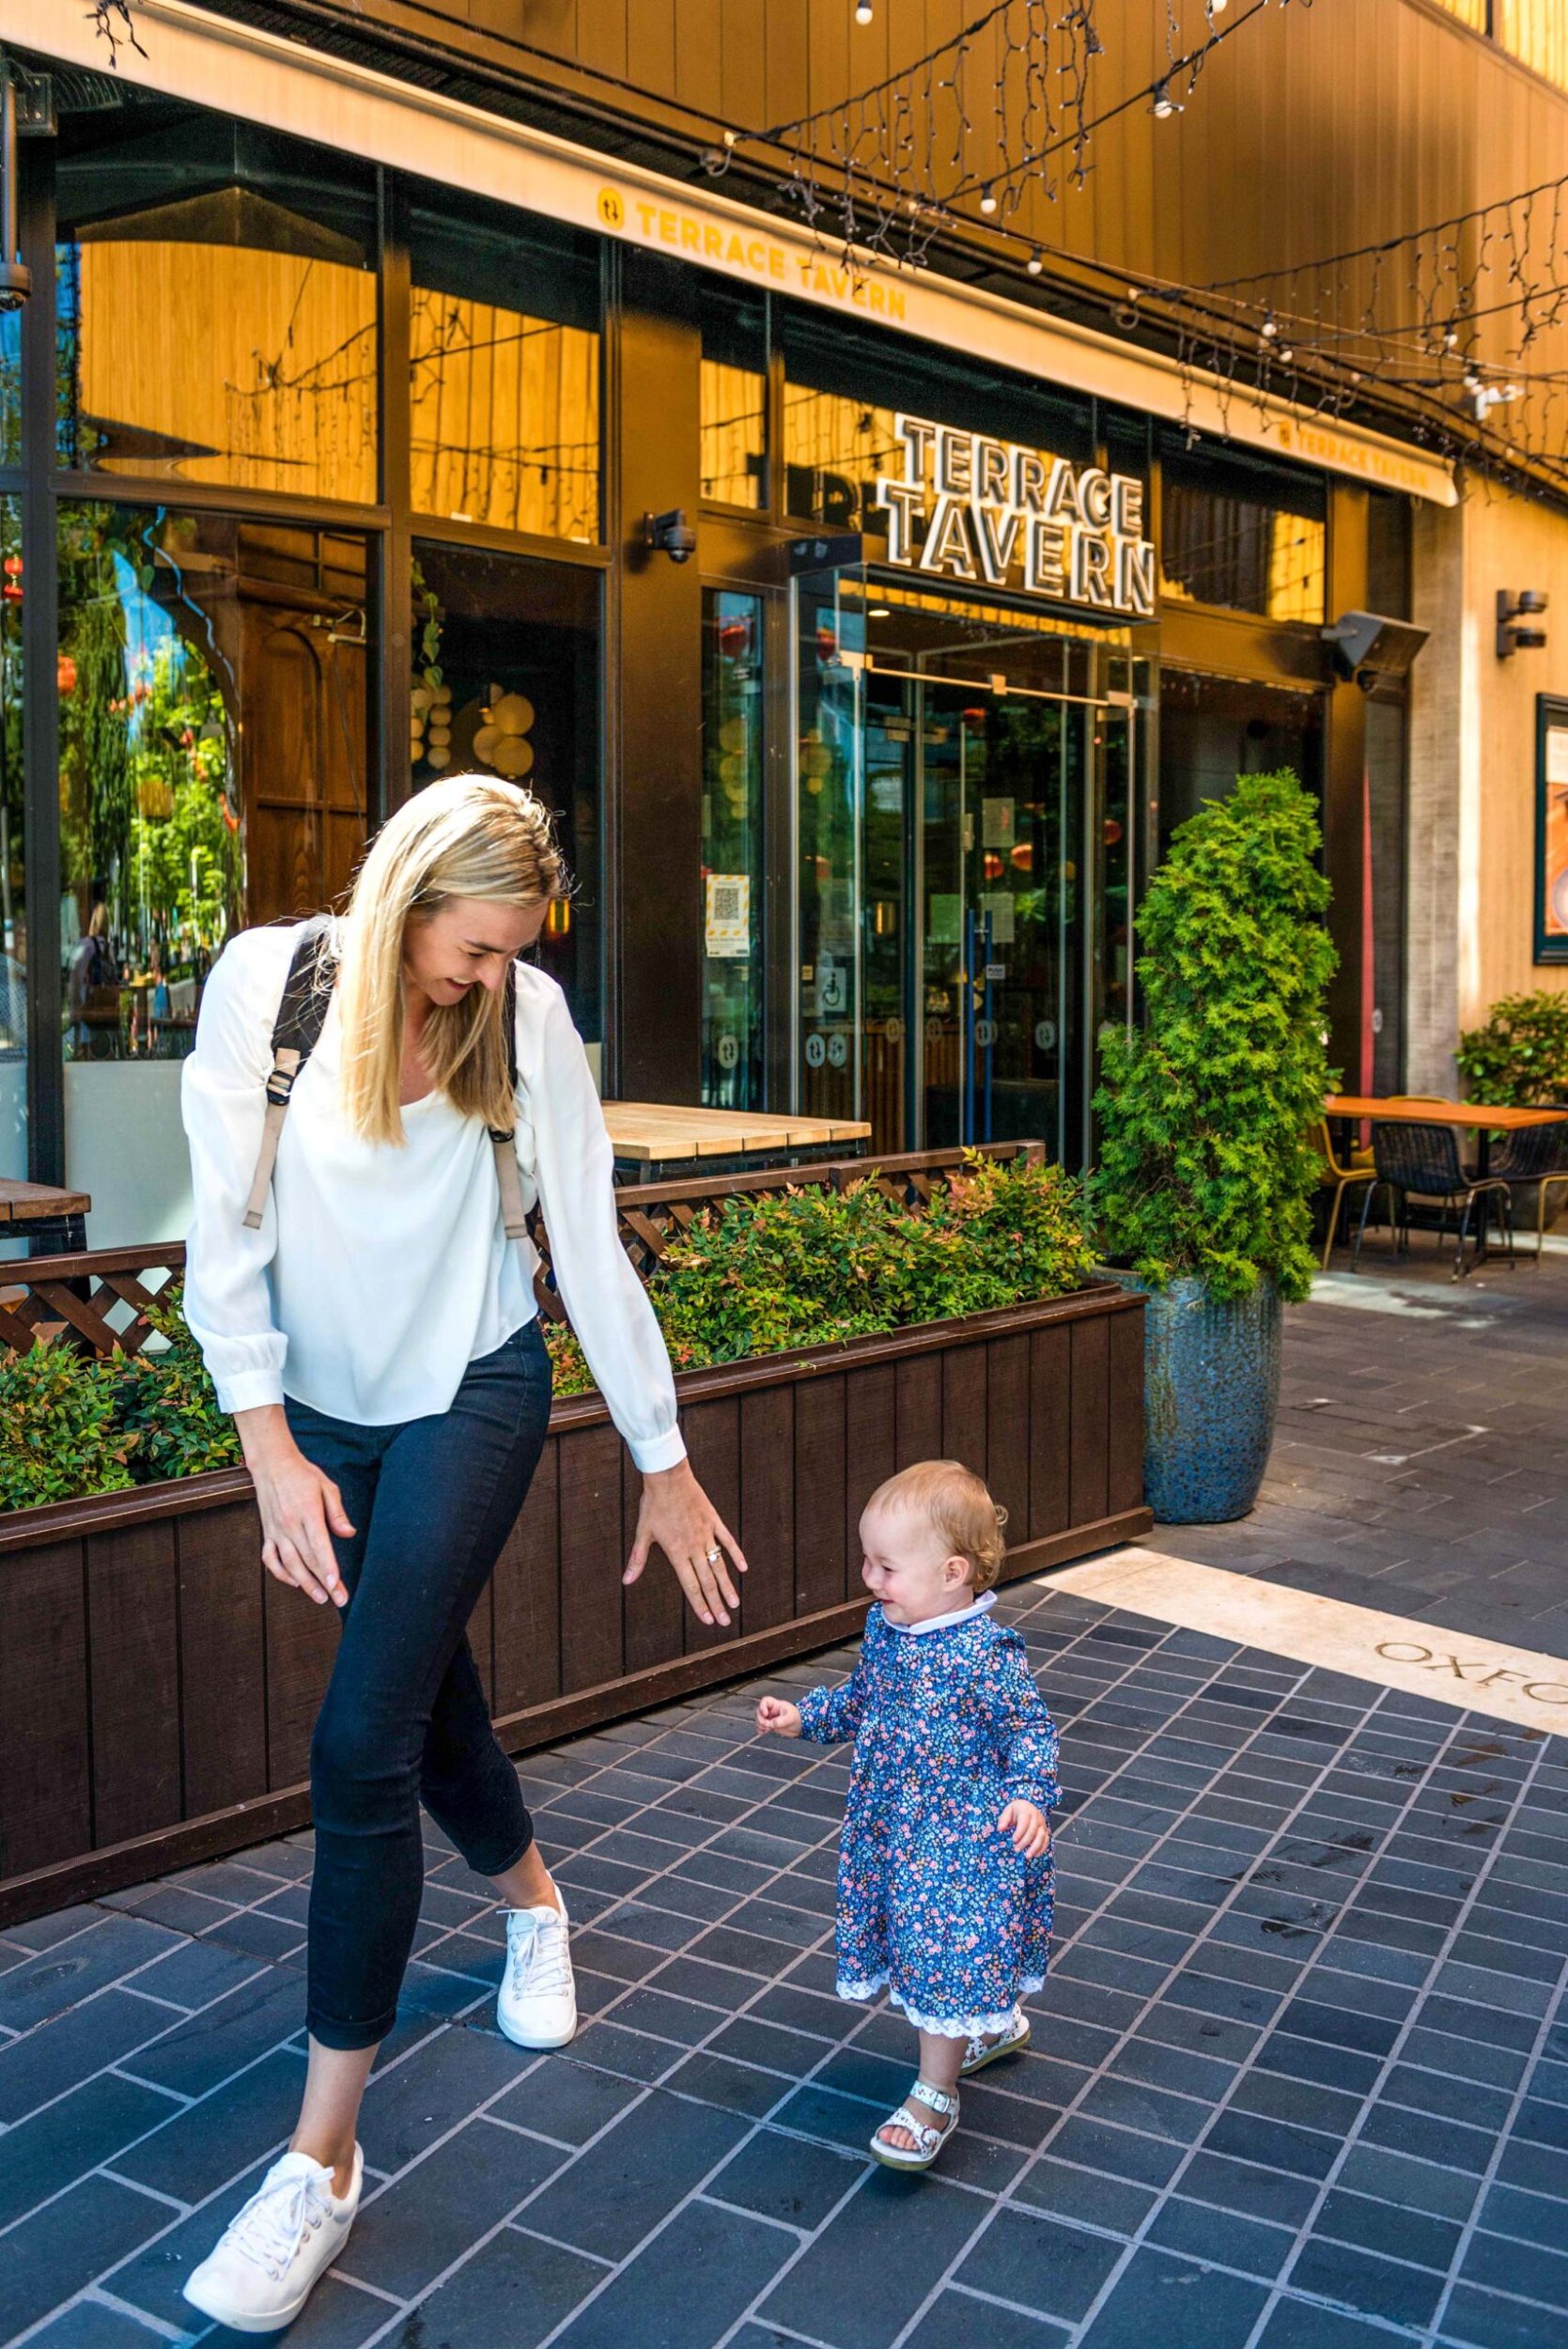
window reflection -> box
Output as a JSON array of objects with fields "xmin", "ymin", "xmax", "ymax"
[
  {"xmin": 700, "ymin": 285, "xmax": 768, "ymax": 508},
  {"xmin": 409, "ymin": 189, "xmax": 601, "ymax": 542},
  {"xmin": 57, "ymin": 505, "xmax": 369, "ymax": 1243},
  {"xmin": 411, "ymin": 541, "xmax": 602, "ymax": 1047},
  {"xmin": 700, "ymin": 592, "xmax": 764, "ymax": 1107},
  {"xmin": 1159, "ymin": 436, "xmax": 1327, "ymax": 622},
  {"xmin": 0, "ymin": 498, "xmax": 21, "ymax": 1182},
  {"xmin": 57, "ymin": 122, "xmax": 377, "ymax": 500}
]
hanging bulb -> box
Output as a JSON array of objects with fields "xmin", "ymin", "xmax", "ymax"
[
  {"xmin": 980, "ymin": 182, "xmax": 999, "ymax": 214},
  {"xmin": 1261, "ymin": 317, "xmax": 1279, "ymax": 339},
  {"xmin": 1279, "ymin": 347, "xmax": 1295, "ymax": 364},
  {"xmin": 1027, "ymin": 247, "xmax": 1044, "ymax": 276},
  {"xmin": 1151, "ymin": 81, "xmax": 1182, "ymax": 118},
  {"xmin": 855, "ymin": 0, "xmax": 873, "ymax": 22}
]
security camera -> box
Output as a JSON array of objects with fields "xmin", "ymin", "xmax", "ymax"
[{"xmin": 644, "ymin": 508, "xmax": 697, "ymax": 564}]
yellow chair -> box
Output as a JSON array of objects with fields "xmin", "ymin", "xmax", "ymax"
[{"xmin": 1311, "ymin": 1118, "xmax": 1377, "ymax": 1268}]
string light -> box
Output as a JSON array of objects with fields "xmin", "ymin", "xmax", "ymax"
[
  {"xmin": 980, "ymin": 182, "xmax": 999, "ymax": 214},
  {"xmin": 1027, "ymin": 248, "xmax": 1045, "ymax": 275},
  {"xmin": 855, "ymin": 1, "xmax": 874, "ymax": 23}
]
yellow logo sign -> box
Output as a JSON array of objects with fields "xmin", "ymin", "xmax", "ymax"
[{"xmin": 597, "ymin": 186, "xmax": 626, "ymax": 230}]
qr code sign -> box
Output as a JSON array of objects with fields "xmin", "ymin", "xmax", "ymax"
[{"xmin": 711, "ymin": 883, "xmax": 744, "ymax": 924}]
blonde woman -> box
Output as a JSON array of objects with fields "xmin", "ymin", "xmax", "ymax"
[{"xmin": 178, "ymin": 776, "xmax": 744, "ymax": 2333}]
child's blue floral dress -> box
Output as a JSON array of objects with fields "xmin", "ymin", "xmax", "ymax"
[{"xmin": 798, "ymin": 1594, "xmax": 1060, "ymax": 2036}]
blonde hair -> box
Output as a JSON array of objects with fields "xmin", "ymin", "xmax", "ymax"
[
  {"xmin": 334, "ymin": 773, "xmax": 567, "ymax": 1146},
  {"xmin": 866, "ymin": 1459, "xmax": 1009, "ymax": 1593}
]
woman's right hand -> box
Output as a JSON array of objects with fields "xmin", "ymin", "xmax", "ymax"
[{"xmin": 235, "ymin": 1406, "xmax": 353, "ymax": 1609}]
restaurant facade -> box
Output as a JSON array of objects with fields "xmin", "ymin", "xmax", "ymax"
[{"xmin": 0, "ymin": 2, "xmax": 1460, "ymax": 1243}]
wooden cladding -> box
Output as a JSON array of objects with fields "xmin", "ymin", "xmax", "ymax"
[{"xmin": 0, "ymin": 1279, "xmax": 1148, "ymax": 1924}]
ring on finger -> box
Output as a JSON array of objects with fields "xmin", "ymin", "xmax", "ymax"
[{"xmin": 704, "ymin": 1543, "xmax": 722, "ymax": 1565}]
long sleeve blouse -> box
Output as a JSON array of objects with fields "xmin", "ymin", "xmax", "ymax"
[{"xmin": 179, "ymin": 924, "xmax": 686, "ymax": 1472}]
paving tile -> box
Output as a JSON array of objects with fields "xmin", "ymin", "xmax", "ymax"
[
  {"xmin": 0, "ymin": 2176, "xmax": 171, "ymax": 2341},
  {"xmin": 116, "ymin": 1971, "xmax": 305, "ymax": 2099},
  {"xmin": 955, "ymin": 2208, "xmax": 1124, "ymax": 2323},
  {"xmin": 0, "ymin": 2069, "xmax": 182, "ymax": 2231},
  {"xmin": 1075, "ymin": 2248, "xmax": 1268, "ymax": 2349},
  {"xmin": 1286, "ymin": 2233, "xmax": 1447, "ymax": 2328},
  {"xmin": 903, "ymin": 2289, "xmax": 1073, "ymax": 2348},
  {"xmin": 0, "ymin": 1992, "xmax": 171, "ymax": 2126},
  {"xmin": 543, "ymin": 2197, "xmax": 793, "ymax": 2349},
  {"xmin": 1438, "ymin": 2279, "xmax": 1568, "ymax": 2349},
  {"xmin": 355, "ymin": 2020, "xmax": 530, "ymax": 2174},
  {"xmin": 1145, "ymin": 2196, "xmax": 1296, "ymax": 2279},
  {"xmin": 18, "ymin": 2298, "xmax": 175, "ymax": 2347},
  {"xmin": 338, "ymin": 2114, "xmax": 565, "ymax": 2298},
  {"xmin": 111, "ymin": 2046, "xmax": 309, "ymax": 2203},
  {"xmin": 488, "ymin": 2051, "xmax": 646, "ymax": 2145},
  {"xmin": 519, "ymin": 2085, "xmax": 749, "ymax": 2262},
  {"xmin": 1010, "ymin": 2156, "xmax": 1157, "ymax": 2236},
  {"xmin": 705, "ymin": 2126, "xmax": 861, "ymax": 2230},
  {"xmin": 1255, "ymin": 2305, "xmax": 1403, "ymax": 2349},
  {"xmin": 758, "ymin": 2170, "xmax": 989, "ymax": 2349},
  {"xmin": 0, "ymin": 1917, "xmax": 186, "ymax": 2036},
  {"xmin": 396, "ymin": 2228, "xmax": 604, "ymax": 2344}
]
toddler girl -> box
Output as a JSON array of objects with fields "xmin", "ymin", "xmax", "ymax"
[{"xmin": 757, "ymin": 1458, "xmax": 1059, "ymax": 2170}]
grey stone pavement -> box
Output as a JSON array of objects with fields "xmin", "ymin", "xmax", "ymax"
[{"xmin": 2, "ymin": 1238, "xmax": 1566, "ymax": 2349}]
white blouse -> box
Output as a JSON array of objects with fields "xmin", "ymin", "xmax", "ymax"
[{"xmin": 179, "ymin": 925, "xmax": 687, "ymax": 1474}]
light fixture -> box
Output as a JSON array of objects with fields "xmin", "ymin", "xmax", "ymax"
[
  {"xmin": 868, "ymin": 605, "xmax": 890, "ymax": 618},
  {"xmin": 1261, "ymin": 317, "xmax": 1279, "ymax": 339},
  {"xmin": 1322, "ymin": 611, "xmax": 1430, "ymax": 692},
  {"xmin": 1027, "ymin": 247, "xmax": 1044, "ymax": 276},
  {"xmin": 643, "ymin": 508, "xmax": 697, "ymax": 564},
  {"xmin": 1151, "ymin": 80, "xmax": 1182, "ymax": 117},
  {"xmin": 855, "ymin": 0, "xmax": 874, "ymax": 21},
  {"xmin": 1497, "ymin": 589, "xmax": 1548, "ymax": 660},
  {"xmin": 1279, "ymin": 347, "xmax": 1295, "ymax": 364},
  {"xmin": 979, "ymin": 182, "xmax": 998, "ymax": 214}
]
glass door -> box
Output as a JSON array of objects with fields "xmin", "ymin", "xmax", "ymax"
[{"xmin": 795, "ymin": 566, "xmax": 1144, "ymax": 1167}]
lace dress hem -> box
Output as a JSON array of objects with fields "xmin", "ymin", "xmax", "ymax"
[{"xmin": 835, "ymin": 1970, "xmax": 1048, "ymax": 2038}]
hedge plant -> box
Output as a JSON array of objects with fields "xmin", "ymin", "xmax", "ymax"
[
  {"xmin": 1088, "ymin": 770, "xmax": 1336, "ymax": 1304},
  {"xmin": 1456, "ymin": 991, "xmax": 1568, "ymax": 1108},
  {"xmin": 548, "ymin": 1151, "xmax": 1092, "ymax": 1397},
  {"xmin": 0, "ymin": 1283, "xmax": 240, "ymax": 1514},
  {"xmin": 1, "ymin": 1161, "xmax": 1094, "ymax": 1503}
]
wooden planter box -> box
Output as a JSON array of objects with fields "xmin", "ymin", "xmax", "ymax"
[{"xmin": 0, "ymin": 1152, "xmax": 1148, "ymax": 1924}]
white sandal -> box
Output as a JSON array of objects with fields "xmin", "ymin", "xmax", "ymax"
[
  {"xmin": 870, "ymin": 2077, "xmax": 960, "ymax": 2171},
  {"xmin": 959, "ymin": 2004, "xmax": 1030, "ymax": 2077}
]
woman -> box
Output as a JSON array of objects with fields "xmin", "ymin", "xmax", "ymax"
[{"xmin": 179, "ymin": 776, "xmax": 743, "ymax": 2333}]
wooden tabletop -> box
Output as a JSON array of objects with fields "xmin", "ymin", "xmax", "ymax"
[
  {"xmin": 0, "ymin": 1177, "xmax": 92, "ymax": 1225},
  {"xmin": 602, "ymin": 1101, "xmax": 873, "ymax": 1161},
  {"xmin": 1326, "ymin": 1096, "xmax": 1568, "ymax": 1130}
]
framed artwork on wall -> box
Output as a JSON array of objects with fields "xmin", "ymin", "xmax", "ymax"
[{"xmin": 1536, "ymin": 694, "xmax": 1568, "ymax": 965}]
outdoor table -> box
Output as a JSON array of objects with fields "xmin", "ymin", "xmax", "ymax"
[
  {"xmin": 1325, "ymin": 1095, "xmax": 1568, "ymax": 1178},
  {"xmin": 0, "ymin": 1177, "xmax": 90, "ymax": 1255},
  {"xmin": 601, "ymin": 1101, "xmax": 872, "ymax": 1186}
]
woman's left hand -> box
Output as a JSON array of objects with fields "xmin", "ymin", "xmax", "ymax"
[{"xmin": 625, "ymin": 1459, "xmax": 748, "ymax": 1627}]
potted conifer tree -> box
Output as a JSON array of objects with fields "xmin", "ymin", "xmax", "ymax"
[{"xmin": 1090, "ymin": 770, "xmax": 1334, "ymax": 1522}]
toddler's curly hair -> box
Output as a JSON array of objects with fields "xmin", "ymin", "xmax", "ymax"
[{"xmin": 866, "ymin": 1459, "xmax": 1009, "ymax": 1592}]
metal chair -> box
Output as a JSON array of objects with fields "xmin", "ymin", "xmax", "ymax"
[
  {"xmin": 1487, "ymin": 1115, "xmax": 1568, "ymax": 1263},
  {"xmin": 1309, "ymin": 1118, "xmax": 1377, "ymax": 1268},
  {"xmin": 1353, "ymin": 1119, "xmax": 1515, "ymax": 1280}
]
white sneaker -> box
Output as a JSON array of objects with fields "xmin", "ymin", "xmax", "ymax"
[
  {"xmin": 497, "ymin": 1890, "xmax": 577, "ymax": 2048},
  {"xmin": 182, "ymin": 2144, "xmax": 362, "ymax": 2334}
]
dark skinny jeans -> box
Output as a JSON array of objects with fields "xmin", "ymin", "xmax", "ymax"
[{"xmin": 285, "ymin": 1319, "xmax": 552, "ymax": 2049}]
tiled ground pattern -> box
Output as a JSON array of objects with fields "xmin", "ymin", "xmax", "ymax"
[
  {"xmin": 1, "ymin": 1574, "xmax": 1565, "ymax": 2349},
  {"xmin": 1149, "ymin": 1245, "xmax": 1568, "ymax": 1657}
]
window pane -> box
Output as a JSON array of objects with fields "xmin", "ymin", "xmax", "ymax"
[
  {"xmin": 1159, "ymin": 433, "xmax": 1327, "ymax": 622},
  {"xmin": 701, "ymin": 286, "xmax": 768, "ymax": 508},
  {"xmin": 1158, "ymin": 668, "xmax": 1325, "ymax": 857},
  {"xmin": 781, "ymin": 298, "xmax": 1094, "ymax": 536},
  {"xmin": 409, "ymin": 189, "xmax": 601, "ymax": 542},
  {"xmin": 1367, "ymin": 490, "xmax": 1412, "ymax": 620},
  {"xmin": 411, "ymin": 541, "xmax": 602, "ymax": 1047},
  {"xmin": 0, "ymin": 303, "xmax": 17, "ymax": 467},
  {"xmin": 57, "ymin": 116, "xmax": 377, "ymax": 500},
  {"xmin": 58, "ymin": 504, "xmax": 371, "ymax": 1243},
  {"xmin": 0, "ymin": 499, "xmax": 21, "ymax": 1184},
  {"xmin": 701, "ymin": 592, "xmax": 764, "ymax": 1107}
]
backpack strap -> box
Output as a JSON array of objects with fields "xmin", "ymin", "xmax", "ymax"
[
  {"xmin": 241, "ymin": 919, "xmax": 336, "ymax": 1231},
  {"xmin": 489, "ymin": 957, "xmax": 528, "ymax": 1242}
]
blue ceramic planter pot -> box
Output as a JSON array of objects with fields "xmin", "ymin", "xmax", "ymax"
[{"xmin": 1114, "ymin": 1273, "xmax": 1281, "ymax": 1524}]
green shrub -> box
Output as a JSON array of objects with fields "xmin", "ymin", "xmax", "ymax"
[
  {"xmin": 544, "ymin": 1154, "xmax": 1093, "ymax": 1398},
  {"xmin": 1089, "ymin": 770, "xmax": 1336, "ymax": 1304},
  {"xmin": 114, "ymin": 1285, "xmax": 241, "ymax": 1482},
  {"xmin": 1456, "ymin": 991, "xmax": 1568, "ymax": 1107},
  {"xmin": 0, "ymin": 1342, "xmax": 136, "ymax": 1510},
  {"xmin": 2, "ymin": 1160, "xmax": 1093, "ymax": 1501}
]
